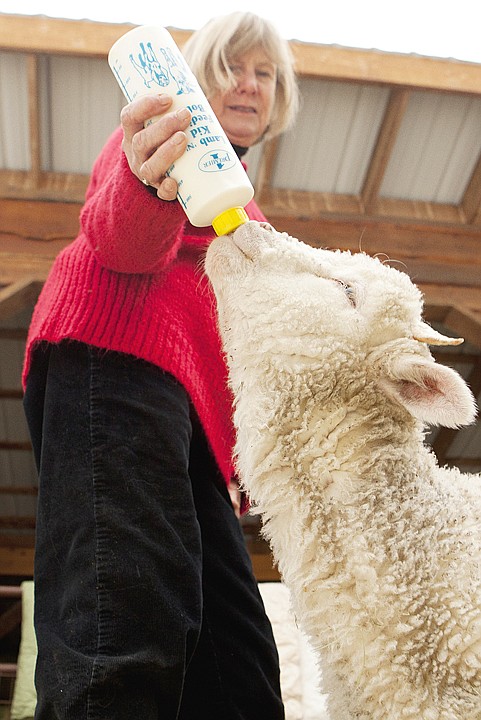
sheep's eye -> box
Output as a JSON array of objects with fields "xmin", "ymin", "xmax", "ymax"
[{"xmin": 334, "ymin": 279, "xmax": 356, "ymax": 307}]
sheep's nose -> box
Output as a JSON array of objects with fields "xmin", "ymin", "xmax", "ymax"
[{"xmin": 232, "ymin": 221, "xmax": 266, "ymax": 259}]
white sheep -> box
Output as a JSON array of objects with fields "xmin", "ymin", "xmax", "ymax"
[{"xmin": 204, "ymin": 220, "xmax": 481, "ymax": 720}]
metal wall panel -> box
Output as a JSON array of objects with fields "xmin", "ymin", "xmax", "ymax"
[
  {"xmin": 381, "ymin": 91, "xmax": 481, "ymax": 203},
  {"xmin": 42, "ymin": 55, "xmax": 125, "ymax": 173},
  {"xmin": 271, "ymin": 78, "xmax": 389, "ymax": 193},
  {"xmin": 0, "ymin": 51, "xmax": 30, "ymax": 170}
]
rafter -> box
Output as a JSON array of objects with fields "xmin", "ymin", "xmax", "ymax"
[
  {"xmin": 255, "ymin": 137, "xmax": 279, "ymax": 198},
  {"xmin": 440, "ymin": 306, "xmax": 481, "ymax": 349},
  {"xmin": 362, "ymin": 88, "xmax": 411, "ymax": 212},
  {"xmin": 27, "ymin": 54, "xmax": 41, "ymax": 188},
  {"xmin": 461, "ymin": 149, "xmax": 481, "ymax": 225}
]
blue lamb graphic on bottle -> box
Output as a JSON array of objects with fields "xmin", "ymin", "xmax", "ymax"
[
  {"xmin": 129, "ymin": 43, "xmax": 170, "ymax": 87},
  {"xmin": 129, "ymin": 41, "xmax": 195, "ymax": 95},
  {"xmin": 159, "ymin": 47, "xmax": 195, "ymax": 95}
]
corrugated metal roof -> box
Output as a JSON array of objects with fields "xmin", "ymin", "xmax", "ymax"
[
  {"xmin": 42, "ymin": 55, "xmax": 124, "ymax": 173},
  {"xmin": 271, "ymin": 79, "xmax": 390, "ymax": 194},
  {"xmin": 380, "ymin": 91, "xmax": 481, "ymax": 202},
  {"xmin": 0, "ymin": 51, "xmax": 30, "ymax": 169},
  {"xmin": 2, "ymin": 50, "xmax": 481, "ymax": 206}
]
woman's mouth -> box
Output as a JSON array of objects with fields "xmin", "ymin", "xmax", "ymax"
[{"xmin": 228, "ymin": 105, "xmax": 256, "ymax": 114}]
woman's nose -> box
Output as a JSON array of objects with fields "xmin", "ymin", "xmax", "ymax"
[{"xmin": 235, "ymin": 69, "xmax": 258, "ymax": 93}]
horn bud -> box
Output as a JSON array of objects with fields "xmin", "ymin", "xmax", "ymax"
[{"xmin": 413, "ymin": 321, "xmax": 464, "ymax": 346}]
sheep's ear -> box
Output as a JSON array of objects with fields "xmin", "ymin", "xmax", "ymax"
[{"xmin": 380, "ymin": 356, "xmax": 477, "ymax": 428}]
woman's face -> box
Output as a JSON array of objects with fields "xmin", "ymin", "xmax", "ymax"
[{"xmin": 209, "ymin": 47, "xmax": 277, "ymax": 148}]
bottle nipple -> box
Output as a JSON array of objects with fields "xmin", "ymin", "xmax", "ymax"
[{"xmin": 212, "ymin": 207, "xmax": 249, "ymax": 236}]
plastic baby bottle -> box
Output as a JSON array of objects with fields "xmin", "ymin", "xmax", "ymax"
[{"xmin": 108, "ymin": 25, "xmax": 254, "ymax": 236}]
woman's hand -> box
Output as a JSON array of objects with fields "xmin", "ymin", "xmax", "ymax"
[{"xmin": 121, "ymin": 94, "xmax": 191, "ymax": 201}]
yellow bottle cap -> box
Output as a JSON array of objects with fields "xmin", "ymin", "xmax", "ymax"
[{"xmin": 212, "ymin": 207, "xmax": 249, "ymax": 236}]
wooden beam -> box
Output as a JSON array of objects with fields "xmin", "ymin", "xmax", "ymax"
[
  {"xmin": 250, "ymin": 553, "xmax": 280, "ymax": 582},
  {"xmin": 0, "ymin": 14, "xmax": 136, "ymax": 58},
  {"xmin": 443, "ymin": 457, "xmax": 481, "ymax": 469},
  {"xmin": 423, "ymin": 304, "xmax": 451, "ymax": 324},
  {"xmin": 2, "ymin": 194, "xmax": 480, "ymax": 249},
  {"xmin": 0, "ymin": 586, "xmax": 22, "ymax": 599},
  {"xmin": 432, "ymin": 350, "xmax": 480, "ymax": 366},
  {"xmin": 0, "ymin": 198, "xmax": 80, "ymax": 243},
  {"xmin": 422, "ymin": 285, "xmax": 481, "ymax": 313},
  {"xmin": 27, "ymin": 54, "xmax": 41, "ymax": 188},
  {"xmin": 372, "ymin": 197, "xmax": 465, "ymax": 225},
  {"xmin": 0, "ymin": 517, "xmax": 36, "ymax": 530},
  {"xmin": 4, "ymin": 174, "xmax": 476, "ymax": 230},
  {"xmin": 0, "ymin": 486, "xmax": 37, "ymax": 495},
  {"xmin": 2, "ymin": 15, "xmax": 481, "ymax": 95},
  {"xmin": 441, "ymin": 307, "xmax": 481, "ymax": 349},
  {"xmin": 0, "ymin": 170, "xmax": 89, "ymax": 203},
  {"xmin": 0, "ymin": 328, "xmax": 28, "ymax": 340},
  {"xmin": 1, "ymin": 194, "xmax": 481, "ymax": 288},
  {"xmin": 259, "ymin": 187, "xmax": 468, "ymax": 226},
  {"xmin": 0, "ymin": 545, "xmax": 34, "ymax": 577},
  {"xmin": 362, "ymin": 89, "xmax": 411, "ymax": 212},
  {"xmin": 0, "ymin": 389, "xmax": 24, "ymax": 399},
  {"xmin": 461, "ymin": 150, "xmax": 481, "ymax": 224},
  {"xmin": 0, "ymin": 15, "xmax": 191, "ymax": 58},
  {"xmin": 0, "ymin": 278, "xmax": 42, "ymax": 321},
  {"xmin": 0, "ymin": 442, "xmax": 32, "ymax": 451},
  {"xmin": 290, "ymin": 40, "xmax": 481, "ymax": 95},
  {"xmin": 0, "ymin": 254, "xmax": 58, "ymax": 286},
  {"xmin": 259, "ymin": 201, "xmax": 481, "ymax": 286},
  {"xmin": 255, "ymin": 138, "xmax": 279, "ymax": 198}
]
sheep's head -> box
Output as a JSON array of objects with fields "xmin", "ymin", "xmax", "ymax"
[{"xmin": 205, "ymin": 221, "xmax": 477, "ymax": 429}]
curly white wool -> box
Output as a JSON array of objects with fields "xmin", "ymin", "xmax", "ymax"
[{"xmin": 205, "ymin": 221, "xmax": 481, "ymax": 720}]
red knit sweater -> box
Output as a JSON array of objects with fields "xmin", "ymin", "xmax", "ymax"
[{"xmin": 23, "ymin": 127, "xmax": 267, "ymax": 485}]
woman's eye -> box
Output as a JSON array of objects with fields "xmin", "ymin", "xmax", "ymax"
[{"xmin": 257, "ymin": 69, "xmax": 274, "ymax": 79}]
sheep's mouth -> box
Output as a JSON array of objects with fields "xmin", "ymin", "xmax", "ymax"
[
  {"xmin": 204, "ymin": 234, "xmax": 249, "ymax": 288},
  {"xmin": 230, "ymin": 220, "xmax": 277, "ymax": 261},
  {"xmin": 205, "ymin": 220, "xmax": 277, "ymax": 287}
]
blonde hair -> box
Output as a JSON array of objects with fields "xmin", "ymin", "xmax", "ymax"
[{"xmin": 182, "ymin": 12, "xmax": 299, "ymax": 143}]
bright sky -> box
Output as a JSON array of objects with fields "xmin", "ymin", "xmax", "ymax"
[{"xmin": 2, "ymin": 0, "xmax": 481, "ymax": 65}]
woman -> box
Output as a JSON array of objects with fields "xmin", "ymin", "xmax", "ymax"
[{"xmin": 23, "ymin": 11, "xmax": 299, "ymax": 720}]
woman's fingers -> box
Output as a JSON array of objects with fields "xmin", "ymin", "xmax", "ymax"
[
  {"xmin": 139, "ymin": 130, "xmax": 188, "ymax": 193},
  {"xmin": 121, "ymin": 96, "xmax": 191, "ymax": 194},
  {"xmin": 121, "ymin": 94, "xmax": 172, "ymax": 143}
]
